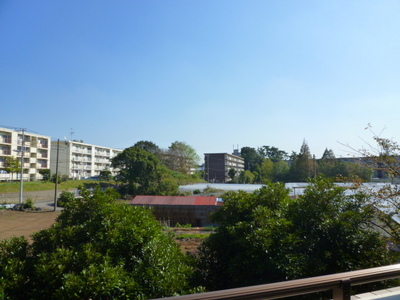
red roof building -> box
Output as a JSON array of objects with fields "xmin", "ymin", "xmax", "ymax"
[{"xmin": 131, "ymin": 195, "xmax": 223, "ymax": 227}]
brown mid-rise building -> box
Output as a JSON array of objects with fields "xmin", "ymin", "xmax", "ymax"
[{"xmin": 204, "ymin": 152, "xmax": 245, "ymax": 183}]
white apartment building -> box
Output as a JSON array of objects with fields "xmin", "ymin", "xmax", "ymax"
[
  {"xmin": 0, "ymin": 128, "xmax": 51, "ymax": 181},
  {"xmin": 50, "ymin": 141, "xmax": 122, "ymax": 180}
]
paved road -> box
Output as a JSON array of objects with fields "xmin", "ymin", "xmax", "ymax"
[{"xmin": 33, "ymin": 199, "xmax": 63, "ymax": 211}]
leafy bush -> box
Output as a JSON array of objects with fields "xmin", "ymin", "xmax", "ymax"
[
  {"xmin": 196, "ymin": 177, "xmax": 400, "ymax": 291},
  {"xmin": 23, "ymin": 198, "xmax": 35, "ymax": 209},
  {"xmin": 38, "ymin": 169, "xmax": 51, "ymax": 181},
  {"xmin": 57, "ymin": 191, "xmax": 75, "ymax": 207},
  {"xmin": 175, "ymin": 223, "xmax": 192, "ymax": 228},
  {"xmin": 0, "ymin": 188, "xmax": 201, "ymax": 299},
  {"xmin": 202, "ymin": 185, "xmax": 223, "ymax": 195}
]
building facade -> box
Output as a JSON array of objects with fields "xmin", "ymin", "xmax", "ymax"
[
  {"xmin": 50, "ymin": 141, "xmax": 122, "ymax": 180},
  {"xmin": 0, "ymin": 128, "xmax": 51, "ymax": 181},
  {"xmin": 131, "ymin": 195, "xmax": 224, "ymax": 227},
  {"xmin": 204, "ymin": 152, "xmax": 245, "ymax": 183}
]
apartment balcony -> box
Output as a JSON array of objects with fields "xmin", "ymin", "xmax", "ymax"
[
  {"xmin": 72, "ymin": 149, "xmax": 91, "ymax": 154},
  {"xmin": 0, "ymin": 137, "xmax": 11, "ymax": 144},
  {"xmin": 72, "ymin": 158, "xmax": 91, "ymax": 162},
  {"xmin": 155, "ymin": 264, "xmax": 400, "ymax": 300},
  {"xmin": 1, "ymin": 150, "xmax": 11, "ymax": 156},
  {"xmin": 18, "ymin": 140, "xmax": 31, "ymax": 147},
  {"xmin": 37, "ymin": 144, "xmax": 48, "ymax": 149}
]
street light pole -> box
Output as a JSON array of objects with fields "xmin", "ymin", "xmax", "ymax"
[
  {"xmin": 19, "ymin": 129, "xmax": 25, "ymax": 204},
  {"xmin": 53, "ymin": 139, "xmax": 60, "ymax": 211}
]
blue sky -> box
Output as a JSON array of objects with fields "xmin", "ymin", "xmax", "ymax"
[{"xmin": 1, "ymin": 1, "xmax": 400, "ymax": 159}]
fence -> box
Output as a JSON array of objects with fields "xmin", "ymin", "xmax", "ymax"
[{"xmin": 152, "ymin": 264, "xmax": 400, "ymax": 300}]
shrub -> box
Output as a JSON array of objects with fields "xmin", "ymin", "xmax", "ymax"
[
  {"xmin": 57, "ymin": 191, "xmax": 75, "ymax": 207},
  {"xmin": 175, "ymin": 223, "xmax": 192, "ymax": 228},
  {"xmin": 23, "ymin": 198, "xmax": 35, "ymax": 210}
]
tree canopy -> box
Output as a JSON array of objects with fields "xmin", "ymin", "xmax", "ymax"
[
  {"xmin": 3, "ymin": 156, "xmax": 20, "ymax": 181},
  {"xmin": 111, "ymin": 146, "xmax": 178, "ymax": 195},
  {"xmin": 196, "ymin": 177, "xmax": 398, "ymax": 291},
  {"xmin": 134, "ymin": 140, "xmax": 161, "ymax": 156},
  {"xmin": 163, "ymin": 141, "xmax": 200, "ymax": 174},
  {"xmin": 346, "ymin": 133, "xmax": 400, "ymax": 245},
  {"xmin": 240, "ymin": 146, "xmax": 263, "ymax": 172},
  {"xmin": 258, "ymin": 146, "xmax": 288, "ymax": 162},
  {"xmin": 0, "ymin": 188, "xmax": 199, "ymax": 299}
]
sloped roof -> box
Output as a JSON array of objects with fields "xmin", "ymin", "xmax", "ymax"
[{"xmin": 131, "ymin": 195, "xmax": 223, "ymax": 206}]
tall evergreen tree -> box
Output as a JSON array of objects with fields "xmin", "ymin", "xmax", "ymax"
[{"xmin": 290, "ymin": 140, "xmax": 314, "ymax": 181}]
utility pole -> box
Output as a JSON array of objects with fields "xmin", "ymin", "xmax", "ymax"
[
  {"xmin": 19, "ymin": 128, "xmax": 26, "ymax": 204},
  {"xmin": 53, "ymin": 139, "xmax": 60, "ymax": 211},
  {"xmin": 313, "ymin": 154, "xmax": 317, "ymax": 177}
]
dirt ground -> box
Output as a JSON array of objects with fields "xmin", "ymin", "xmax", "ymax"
[
  {"xmin": 0, "ymin": 210, "xmax": 205, "ymax": 253},
  {"xmin": 0, "ymin": 209, "xmax": 60, "ymax": 242}
]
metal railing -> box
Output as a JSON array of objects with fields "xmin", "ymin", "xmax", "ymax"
[{"xmin": 152, "ymin": 264, "xmax": 400, "ymax": 300}]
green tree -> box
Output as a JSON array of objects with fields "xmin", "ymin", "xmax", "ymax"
[
  {"xmin": 228, "ymin": 168, "xmax": 236, "ymax": 182},
  {"xmin": 0, "ymin": 236, "xmax": 30, "ymax": 299},
  {"xmin": 99, "ymin": 169, "xmax": 112, "ymax": 181},
  {"xmin": 258, "ymin": 158, "xmax": 274, "ymax": 182},
  {"xmin": 57, "ymin": 190, "xmax": 76, "ymax": 207},
  {"xmin": 316, "ymin": 149, "xmax": 371, "ymax": 180},
  {"xmin": 134, "ymin": 140, "xmax": 161, "ymax": 156},
  {"xmin": 238, "ymin": 170, "xmax": 255, "ymax": 183},
  {"xmin": 111, "ymin": 146, "xmax": 177, "ymax": 195},
  {"xmin": 273, "ymin": 160, "xmax": 290, "ymax": 182},
  {"xmin": 318, "ymin": 148, "xmax": 339, "ymax": 178},
  {"xmin": 163, "ymin": 141, "xmax": 200, "ymax": 174},
  {"xmin": 345, "ymin": 161, "xmax": 373, "ymax": 181},
  {"xmin": 345, "ymin": 132, "xmax": 400, "ymax": 245},
  {"xmin": 290, "ymin": 140, "xmax": 314, "ymax": 181},
  {"xmin": 196, "ymin": 177, "xmax": 397, "ymax": 291},
  {"xmin": 0, "ymin": 189, "xmax": 199, "ymax": 299},
  {"xmin": 38, "ymin": 169, "xmax": 51, "ymax": 181},
  {"xmin": 3, "ymin": 156, "xmax": 20, "ymax": 181},
  {"xmin": 258, "ymin": 146, "xmax": 288, "ymax": 163},
  {"xmin": 240, "ymin": 147, "xmax": 263, "ymax": 172}
]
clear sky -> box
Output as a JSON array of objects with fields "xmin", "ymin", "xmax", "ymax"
[{"xmin": 1, "ymin": 1, "xmax": 399, "ymax": 160}]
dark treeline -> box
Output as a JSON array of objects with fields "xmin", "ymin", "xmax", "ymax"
[{"xmin": 235, "ymin": 140, "xmax": 373, "ymax": 183}]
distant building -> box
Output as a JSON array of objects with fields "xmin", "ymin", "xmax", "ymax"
[
  {"xmin": 0, "ymin": 127, "xmax": 51, "ymax": 181},
  {"xmin": 50, "ymin": 140, "xmax": 122, "ymax": 180},
  {"xmin": 131, "ymin": 195, "xmax": 224, "ymax": 227},
  {"xmin": 204, "ymin": 153, "xmax": 245, "ymax": 183}
]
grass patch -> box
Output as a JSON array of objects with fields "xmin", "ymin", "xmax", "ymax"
[
  {"xmin": 176, "ymin": 233, "xmax": 211, "ymax": 240},
  {"xmin": 0, "ymin": 180, "xmax": 101, "ymax": 193},
  {"xmin": 170, "ymin": 171, "xmax": 206, "ymax": 185}
]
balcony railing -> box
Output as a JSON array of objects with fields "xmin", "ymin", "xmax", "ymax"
[
  {"xmin": 153, "ymin": 264, "xmax": 400, "ymax": 300},
  {"xmin": 1, "ymin": 150, "xmax": 11, "ymax": 155},
  {"xmin": 38, "ymin": 143, "xmax": 48, "ymax": 149},
  {"xmin": 0, "ymin": 137, "xmax": 11, "ymax": 144}
]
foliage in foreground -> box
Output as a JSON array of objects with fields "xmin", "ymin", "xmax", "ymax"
[
  {"xmin": 350, "ymin": 133, "xmax": 400, "ymax": 246},
  {"xmin": 0, "ymin": 188, "xmax": 200, "ymax": 299},
  {"xmin": 196, "ymin": 177, "xmax": 399, "ymax": 292}
]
